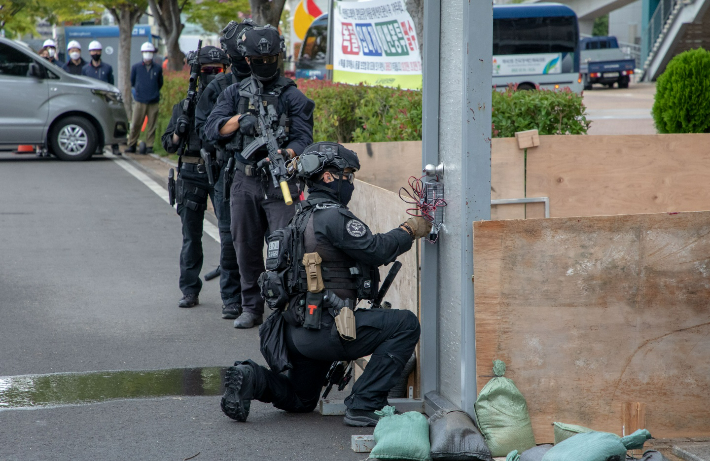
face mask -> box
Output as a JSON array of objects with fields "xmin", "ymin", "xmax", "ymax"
[
  {"xmin": 142, "ymin": 52, "xmax": 154, "ymax": 62},
  {"xmin": 199, "ymin": 72, "xmax": 217, "ymax": 90},
  {"xmin": 69, "ymin": 51, "xmax": 81, "ymax": 61},
  {"xmin": 232, "ymin": 57, "xmax": 251, "ymax": 77},
  {"xmin": 249, "ymin": 60, "xmax": 279, "ymax": 82},
  {"xmin": 91, "ymin": 54, "xmax": 101, "ymax": 62},
  {"xmin": 47, "ymin": 48, "xmax": 56, "ymax": 58},
  {"xmin": 323, "ymin": 178, "xmax": 355, "ymax": 206}
]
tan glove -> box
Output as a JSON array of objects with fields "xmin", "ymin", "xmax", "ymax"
[{"xmin": 404, "ymin": 216, "xmax": 432, "ymax": 239}]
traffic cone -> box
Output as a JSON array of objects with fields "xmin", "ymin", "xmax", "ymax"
[{"xmin": 15, "ymin": 145, "xmax": 35, "ymax": 154}]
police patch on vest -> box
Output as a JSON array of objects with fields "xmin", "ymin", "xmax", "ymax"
[{"xmin": 346, "ymin": 219, "xmax": 366, "ymax": 237}]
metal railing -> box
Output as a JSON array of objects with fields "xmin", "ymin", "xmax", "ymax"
[{"xmin": 643, "ymin": 0, "xmax": 682, "ymax": 65}]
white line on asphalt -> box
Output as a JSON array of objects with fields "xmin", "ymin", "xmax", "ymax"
[{"xmin": 105, "ymin": 153, "xmax": 220, "ymax": 243}]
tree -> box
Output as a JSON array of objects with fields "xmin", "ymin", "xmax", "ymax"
[
  {"xmin": 249, "ymin": 0, "xmax": 285, "ymax": 28},
  {"xmin": 147, "ymin": 0, "xmax": 183, "ymax": 71},
  {"xmin": 0, "ymin": 0, "xmax": 57, "ymax": 38},
  {"xmin": 184, "ymin": 0, "xmax": 249, "ymax": 35},
  {"xmin": 592, "ymin": 14, "xmax": 609, "ymax": 37}
]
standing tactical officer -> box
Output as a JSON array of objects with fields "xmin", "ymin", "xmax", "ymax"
[
  {"xmin": 194, "ymin": 19, "xmax": 256, "ymax": 320},
  {"xmin": 220, "ymin": 142, "xmax": 431, "ymax": 427},
  {"xmin": 205, "ymin": 25, "xmax": 315, "ymax": 329},
  {"xmin": 161, "ymin": 45, "xmax": 233, "ymax": 309}
]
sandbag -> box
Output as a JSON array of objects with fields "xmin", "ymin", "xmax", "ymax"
[
  {"xmin": 507, "ymin": 445, "xmax": 553, "ymax": 461},
  {"xmin": 370, "ymin": 406, "xmax": 431, "ymax": 461},
  {"xmin": 474, "ymin": 360, "xmax": 536, "ymax": 456},
  {"xmin": 429, "ymin": 410, "xmax": 492, "ymax": 461},
  {"xmin": 553, "ymin": 422, "xmax": 593, "ymax": 444},
  {"xmin": 626, "ymin": 451, "xmax": 669, "ymax": 461},
  {"xmin": 542, "ymin": 429, "xmax": 652, "ymax": 461}
]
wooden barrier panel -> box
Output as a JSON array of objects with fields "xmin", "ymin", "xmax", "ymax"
[
  {"xmin": 474, "ymin": 211, "xmax": 710, "ymax": 442},
  {"xmin": 526, "ymin": 134, "xmax": 710, "ymax": 218}
]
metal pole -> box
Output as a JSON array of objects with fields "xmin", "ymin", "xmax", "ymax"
[
  {"xmin": 420, "ymin": 0, "xmax": 441, "ymax": 404},
  {"xmin": 325, "ymin": 0, "xmax": 335, "ymax": 81}
]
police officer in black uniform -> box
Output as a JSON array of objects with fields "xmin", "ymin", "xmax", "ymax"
[
  {"xmin": 194, "ymin": 20, "xmax": 256, "ymax": 320},
  {"xmin": 204, "ymin": 25, "xmax": 315, "ymax": 329},
  {"xmin": 162, "ymin": 45, "xmax": 237, "ymax": 309},
  {"xmin": 219, "ymin": 142, "xmax": 431, "ymax": 427}
]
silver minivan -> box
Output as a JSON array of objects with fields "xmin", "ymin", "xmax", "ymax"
[{"xmin": 0, "ymin": 37, "xmax": 128, "ymax": 161}]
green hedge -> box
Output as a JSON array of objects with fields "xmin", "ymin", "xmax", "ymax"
[
  {"xmin": 653, "ymin": 47, "xmax": 710, "ymax": 133},
  {"xmin": 154, "ymin": 72, "xmax": 588, "ymax": 155}
]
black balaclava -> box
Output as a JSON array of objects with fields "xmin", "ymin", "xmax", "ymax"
[
  {"xmin": 319, "ymin": 173, "xmax": 354, "ymax": 206},
  {"xmin": 231, "ymin": 56, "xmax": 252, "ymax": 77},
  {"xmin": 199, "ymin": 72, "xmax": 218, "ymax": 92},
  {"xmin": 249, "ymin": 58, "xmax": 279, "ymax": 82}
]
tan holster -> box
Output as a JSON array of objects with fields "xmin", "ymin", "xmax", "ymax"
[
  {"xmin": 303, "ymin": 252, "xmax": 325, "ymax": 293},
  {"xmin": 335, "ymin": 306, "xmax": 356, "ymax": 341}
]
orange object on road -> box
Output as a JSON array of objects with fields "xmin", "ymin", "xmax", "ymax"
[
  {"xmin": 141, "ymin": 116, "xmax": 148, "ymax": 132},
  {"xmin": 15, "ymin": 145, "xmax": 35, "ymax": 154}
]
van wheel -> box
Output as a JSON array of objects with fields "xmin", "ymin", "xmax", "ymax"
[
  {"xmin": 49, "ymin": 116, "xmax": 98, "ymax": 161},
  {"xmin": 618, "ymin": 76, "xmax": 629, "ymax": 89},
  {"xmin": 517, "ymin": 83, "xmax": 536, "ymax": 91}
]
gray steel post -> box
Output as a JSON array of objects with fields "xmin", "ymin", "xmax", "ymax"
[{"xmin": 420, "ymin": 0, "xmax": 492, "ymax": 416}]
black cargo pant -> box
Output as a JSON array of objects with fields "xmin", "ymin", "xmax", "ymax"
[
  {"xmin": 177, "ymin": 163, "xmax": 240, "ymax": 303},
  {"xmin": 247, "ymin": 308, "xmax": 421, "ymax": 413},
  {"xmin": 229, "ymin": 169, "xmax": 298, "ymax": 316},
  {"xmin": 213, "ymin": 165, "xmax": 241, "ymax": 306}
]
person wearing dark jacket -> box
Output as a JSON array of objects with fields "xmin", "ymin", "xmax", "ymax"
[
  {"xmin": 62, "ymin": 40, "xmax": 86, "ymax": 76},
  {"xmin": 193, "ymin": 19, "xmax": 256, "ymax": 320},
  {"xmin": 204, "ymin": 25, "xmax": 315, "ymax": 330},
  {"xmin": 219, "ymin": 142, "xmax": 430, "ymax": 427},
  {"xmin": 126, "ymin": 42, "xmax": 163, "ymax": 154},
  {"xmin": 81, "ymin": 40, "xmax": 114, "ymax": 85},
  {"xmin": 41, "ymin": 39, "xmax": 63, "ymax": 67}
]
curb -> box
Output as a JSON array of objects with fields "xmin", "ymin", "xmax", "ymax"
[{"xmin": 150, "ymin": 153, "xmax": 178, "ymax": 168}]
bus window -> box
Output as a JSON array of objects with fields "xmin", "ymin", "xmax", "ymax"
[{"xmin": 299, "ymin": 21, "xmax": 327, "ymax": 62}]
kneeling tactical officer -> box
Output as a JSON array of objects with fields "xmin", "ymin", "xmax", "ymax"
[
  {"xmin": 162, "ymin": 45, "xmax": 233, "ymax": 308},
  {"xmin": 194, "ymin": 20, "xmax": 257, "ymax": 320},
  {"xmin": 219, "ymin": 142, "xmax": 431, "ymax": 427},
  {"xmin": 204, "ymin": 25, "xmax": 315, "ymax": 329}
]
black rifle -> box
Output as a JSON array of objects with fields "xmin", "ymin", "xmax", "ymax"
[
  {"xmin": 239, "ymin": 79, "xmax": 293, "ymax": 205},
  {"xmin": 168, "ymin": 168, "xmax": 176, "ymax": 206},
  {"xmin": 176, "ymin": 40, "xmax": 202, "ymax": 158},
  {"xmin": 321, "ymin": 261, "xmax": 403, "ymax": 399}
]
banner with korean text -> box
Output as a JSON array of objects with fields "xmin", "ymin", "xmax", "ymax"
[{"xmin": 333, "ymin": 0, "xmax": 422, "ymax": 90}]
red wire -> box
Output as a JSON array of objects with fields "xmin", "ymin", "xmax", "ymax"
[{"xmin": 399, "ymin": 175, "xmax": 447, "ymax": 221}]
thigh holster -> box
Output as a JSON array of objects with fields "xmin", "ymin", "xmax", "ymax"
[{"xmin": 176, "ymin": 177, "xmax": 208, "ymax": 212}]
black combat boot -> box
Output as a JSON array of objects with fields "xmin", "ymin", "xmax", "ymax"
[
  {"xmin": 221, "ymin": 362, "xmax": 255, "ymax": 422},
  {"xmin": 178, "ymin": 294, "xmax": 199, "ymax": 308},
  {"xmin": 221, "ymin": 302, "xmax": 242, "ymax": 319},
  {"xmin": 343, "ymin": 409, "xmax": 380, "ymax": 427}
]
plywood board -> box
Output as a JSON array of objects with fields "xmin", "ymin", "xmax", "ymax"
[
  {"xmin": 474, "ymin": 211, "xmax": 710, "ymax": 442},
  {"xmin": 526, "ymin": 134, "xmax": 710, "ymax": 218},
  {"xmin": 491, "ymin": 138, "xmax": 525, "ymax": 220}
]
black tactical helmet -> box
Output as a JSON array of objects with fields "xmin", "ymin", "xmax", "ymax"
[
  {"xmin": 237, "ymin": 25, "xmax": 285, "ymax": 57},
  {"xmin": 197, "ymin": 45, "xmax": 230, "ymax": 66},
  {"xmin": 220, "ymin": 19, "xmax": 256, "ymax": 58},
  {"xmin": 296, "ymin": 142, "xmax": 360, "ymax": 181}
]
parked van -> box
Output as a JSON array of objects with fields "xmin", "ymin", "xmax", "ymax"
[{"xmin": 0, "ymin": 37, "xmax": 128, "ymax": 161}]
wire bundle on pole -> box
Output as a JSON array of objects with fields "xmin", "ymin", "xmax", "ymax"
[{"xmin": 399, "ymin": 175, "xmax": 447, "ymax": 222}]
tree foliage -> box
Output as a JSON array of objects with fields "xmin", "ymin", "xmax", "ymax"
[
  {"xmin": 184, "ymin": 0, "xmax": 249, "ymax": 35},
  {"xmin": 592, "ymin": 14, "xmax": 609, "ymax": 37}
]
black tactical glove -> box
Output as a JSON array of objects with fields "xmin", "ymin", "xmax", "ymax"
[
  {"xmin": 175, "ymin": 115, "xmax": 190, "ymax": 137},
  {"xmin": 238, "ymin": 114, "xmax": 258, "ymax": 136}
]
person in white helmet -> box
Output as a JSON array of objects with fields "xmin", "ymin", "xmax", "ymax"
[
  {"xmin": 126, "ymin": 42, "xmax": 163, "ymax": 154},
  {"xmin": 41, "ymin": 39, "xmax": 63, "ymax": 67},
  {"xmin": 81, "ymin": 40, "xmax": 114, "ymax": 85},
  {"xmin": 62, "ymin": 40, "xmax": 86, "ymax": 75}
]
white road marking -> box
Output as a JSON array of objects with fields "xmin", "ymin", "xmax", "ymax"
[{"xmin": 105, "ymin": 153, "xmax": 220, "ymax": 243}]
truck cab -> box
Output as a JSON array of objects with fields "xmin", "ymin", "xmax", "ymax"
[{"xmin": 580, "ymin": 36, "xmax": 635, "ymax": 90}]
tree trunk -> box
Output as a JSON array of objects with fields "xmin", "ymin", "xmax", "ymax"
[
  {"xmin": 405, "ymin": 0, "xmax": 424, "ymax": 58},
  {"xmin": 148, "ymin": 0, "xmax": 185, "ymax": 72},
  {"xmin": 110, "ymin": 5, "xmax": 144, "ymax": 118},
  {"xmin": 249, "ymin": 0, "xmax": 287, "ymax": 29}
]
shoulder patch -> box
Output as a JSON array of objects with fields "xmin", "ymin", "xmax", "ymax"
[{"xmin": 346, "ymin": 219, "xmax": 367, "ymax": 238}]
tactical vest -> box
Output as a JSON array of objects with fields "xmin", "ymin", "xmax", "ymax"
[
  {"xmin": 231, "ymin": 76, "xmax": 295, "ymax": 164},
  {"xmin": 258, "ymin": 198, "xmax": 379, "ymax": 328}
]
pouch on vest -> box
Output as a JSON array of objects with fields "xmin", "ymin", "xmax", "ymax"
[
  {"xmin": 303, "ymin": 291, "xmax": 322, "ymax": 330},
  {"xmin": 258, "ymin": 270, "xmax": 289, "ymax": 311},
  {"xmin": 265, "ymin": 228, "xmax": 293, "ymax": 271},
  {"xmin": 303, "ymin": 252, "xmax": 325, "ymax": 293}
]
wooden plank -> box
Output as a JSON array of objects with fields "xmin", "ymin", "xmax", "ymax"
[
  {"xmin": 526, "ymin": 134, "xmax": 710, "ymax": 218},
  {"xmin": 491, "ymin": 138, "xmax": 526, "ymax": 220},
  {"xmin": 474, "ymin": 211, "xmax": 710, "ymax": 442}
]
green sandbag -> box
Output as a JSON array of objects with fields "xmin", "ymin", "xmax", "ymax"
[
  {"xmin": 474, "ymin": 360, "xmax": 536, "ymax": 457},
  {"xmin": 541, "ymin": 429, "xmax": 652, "ymax": 461},
  {"xmin": 553, "ymin": 422, "xmax": 593, "ymax": 444},
  {"xmin": 370, "ymin": 406, "xmax": 431, "ymax": 461}
]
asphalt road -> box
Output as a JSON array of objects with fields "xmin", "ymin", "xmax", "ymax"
[
  {"xmin": 0, "ymin": 153, "xmax": 369, "ymax": 460},
  {"xmin": 583, "ymin": 81, "xmax": 656, "ymax": 135}
]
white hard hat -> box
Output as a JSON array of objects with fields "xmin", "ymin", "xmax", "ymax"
[
  {"xmin": 140, "ymin": 42, "xmax": 156, "ymax": 52},
  {"xmin": 67, "ymin": 40, "xmax": 82, "ymax": 50},
  {"xmin": 43, "ymin": 39, "xmax": 57, "ymax": 48},
  {"xmin": 88, "ymin": 40, "xmax": 103, "ymax": 51}
]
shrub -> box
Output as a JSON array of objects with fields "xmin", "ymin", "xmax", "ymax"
[
  {"xmin": 653, "ymin": 47, "xmax": 710, "ymax": 133},
  {"xmin": 491, "ymin": 86, "xmax": 589, "ymax": 137},
  {"xmin": 154, "ymin": 70, "xmax": 189, "ymax": 155}
]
